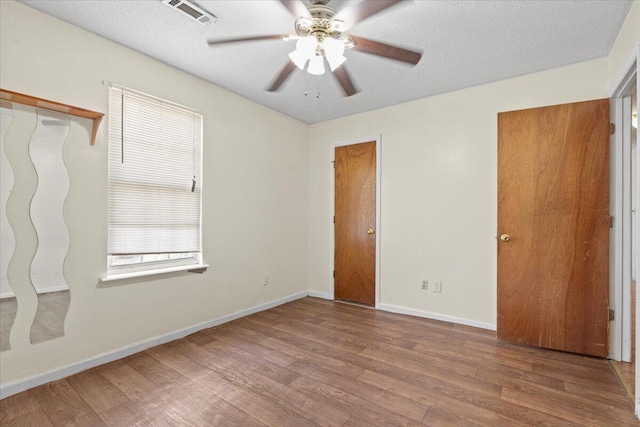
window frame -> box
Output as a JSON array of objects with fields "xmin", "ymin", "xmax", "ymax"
[{"xmin": 105, "ymin": 84, "xmax": 204, "ymax": 278}]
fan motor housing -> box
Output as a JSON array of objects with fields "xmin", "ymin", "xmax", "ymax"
[
  {"xmin": 295, "ymin": 4, "xmax": 343, "ymax": 41},
  {"xmin": 308, "ymin": 4, "xmax": 336, "ymax": 20}
]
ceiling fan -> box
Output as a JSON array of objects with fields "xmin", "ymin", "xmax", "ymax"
[{"xmin": 206, "ymin": 0, "xmax": 422, "ymax": 97}]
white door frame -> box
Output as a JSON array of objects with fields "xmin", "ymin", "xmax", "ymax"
[
  {"xmin": 329, "ymin": 135, "xmax": 382, "ymax": 308},
  {"xmin": 607, "ymin": 41, "xmax": 639, "ymax": 417},
  {"xmin": 608, "ymin": 44, "xmax": 638, "ymax": 363},
  {"xmin": 636, "ymin": 41, "xmax": 640, "ymax": 418}
]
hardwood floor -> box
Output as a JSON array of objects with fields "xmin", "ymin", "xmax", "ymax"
[{"xmin": 1, "ymin": 297, "xmax": 638, "ymax": 426}]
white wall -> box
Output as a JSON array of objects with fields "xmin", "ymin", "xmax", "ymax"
[
  {"xmin": 0, "ymin": 0, "xmax": 308, "ymax": 386},
  {"xmin": 1, "ymin": 0, "xmax": 636, "ymax": 393},
  {"xmin": 308, "ymin": 59, "xmax": 607, "ymax": 327},
  {"xmin": 607, "ymin": 0, "xmax": 640, "ymax": 90}
]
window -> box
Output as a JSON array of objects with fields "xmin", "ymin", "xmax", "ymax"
[{"xmin": 107, "ymin": 85, "xmax": 203, "ymax": 275}]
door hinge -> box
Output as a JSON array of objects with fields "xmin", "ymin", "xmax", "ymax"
[
  {"xmin": 333, "ymin": 270, "xmax": 335, "ymax": 278},
  {"xmin": 609, "ymin": 309, "xmax": 615, "ymax": 321},
  {"xmin": 333, "ymin": 215, "xmax": 335, "ymax": 223},
  {"xmin": 610, "ymin": 123, "xmax": 615, "ymax": 135},
  {"xmin": 331, "ymin": 160, "xmax": 335, "ymax": 168},
  {"xmin": 610, "ymin": 216, "xmax": 614, "ymax": 228}
]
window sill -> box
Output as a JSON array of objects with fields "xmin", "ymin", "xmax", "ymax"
[{"xmin": 100, "ymin": 264, "xmax": 209, "ymax": 282}]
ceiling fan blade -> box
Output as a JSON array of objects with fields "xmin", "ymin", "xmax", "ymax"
[
  {"xmin": 278, "ymin": 0, "xmax": 312, "ymax": 19},
  {"xmin": 207, "ymin": 35, "xmax": 291, "ymax": 47},
  {"xmin": 267, "ymin": 61, "xmax": 297, "ymax": 92},
  {"xmin": 350, "ymin": 35, "xmax": 422, "ymax": 65},
  {"xmin": 333, "ymin": 65, "xmax": 358, "ymax": 97},
  {"xmin": 334, "ymin": 0, "xmax": 404, "ymax": 29}
]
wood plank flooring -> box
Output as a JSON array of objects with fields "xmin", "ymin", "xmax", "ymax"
[{"xmin": 1, "ymin": 297, "xmax": 638, "ymax": 426}]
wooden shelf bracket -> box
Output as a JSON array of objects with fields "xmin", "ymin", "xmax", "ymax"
[{"xmin": 0, "ymin": 88, "xmax": 104, "ymax": 145}]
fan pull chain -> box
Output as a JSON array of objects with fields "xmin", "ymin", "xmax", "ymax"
[
  {"xmin": 316, "ymin": 78, "xmax": 321, "ymax": 99},
  {"xmin": 304, "ymin": 69, "xmax": 309, "ymax": 97}
]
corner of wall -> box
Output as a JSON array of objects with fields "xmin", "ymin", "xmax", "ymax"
[{"xmin": 606, "ymin": 1, "xmax": 640, "ymax": 90}]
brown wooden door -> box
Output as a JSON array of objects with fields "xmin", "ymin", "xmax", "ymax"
[
  {"xmin": 497, "ymin": 99, "xmax": 610, "ymax": 357},
  {"xmin": 335, "ymin": 141, "xmax": 376, "ymax": 306}
]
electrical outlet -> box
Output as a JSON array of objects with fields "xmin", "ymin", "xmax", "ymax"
[
  {"xmin": 433, "ymin": 280, "xmax": 442, "ymax": 293},
  {"xmin": 30, "ymin": 265, "xmax": 36, "ymax": 275},
  {"xmin": 263, "ymin": 274, "xmax": 270, "ymax": 286},
  {"xmin": 421, "ymin": 280, "xmax": 428, "ymax": 290}
]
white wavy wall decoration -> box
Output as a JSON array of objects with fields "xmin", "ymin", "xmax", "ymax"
[
  {"xmin": 29, "ymin": 110, "xmax": 70, "ymax": 294},
  {"xmin": 0, "ymin": 104, "xmax": 15, "ymax": 299}
]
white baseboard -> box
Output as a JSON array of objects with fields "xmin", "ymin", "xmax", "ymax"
[
  {"xmin": 0, "ymin": 291, "xmax": 15, "ymax": 299},
  {"xmin": 1, "ymin": 292, "xmax": 497, "ymax": 399},
  {"xmin": 308, "ymin": 290, "xmax": 332, "ymax": 300},
  {"xmin": 36, "ymin": 285, "xmax": 69, "ymax": 294},
  {"xmin": 378, "ymin": 303, "xmax": 497, "ymax": 331},
  {"xmin": 0, "ymin": 290, "xmax": 309, "ymax": 399},
  {"xmin": 1, "ymin": 285, "xmax": 69, "ymax": 299}
]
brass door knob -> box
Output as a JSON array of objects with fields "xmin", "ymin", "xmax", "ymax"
[
  {"xmin": 367, "ymin": 229, "xmax": 375, "ymax": 235},
  {"xmin": 500, "ymin": 234, "xmax": 511, "ymax": 242}
]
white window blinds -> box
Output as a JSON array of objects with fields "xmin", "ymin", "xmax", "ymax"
[{"xmin": 108, "ymin": 86, "xmax": 202, "ymax": 255}]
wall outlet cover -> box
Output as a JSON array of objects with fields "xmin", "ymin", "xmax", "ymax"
[{"xmin": 433, "ymin": 280, "xmax": 442, "ymax": 293}]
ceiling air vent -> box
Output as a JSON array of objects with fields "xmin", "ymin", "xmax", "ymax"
[{"xmin": 161, "ymin": 0, "xmax": 216, "ymax": 26}]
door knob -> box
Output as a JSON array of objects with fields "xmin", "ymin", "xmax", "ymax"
[
  {"xmin": 367, "ymin": 229, "xmax": 375, "ymax": 235},
  {"xmin": 500, "ymin": 234, "xmax": 511, "ymax": 242}
]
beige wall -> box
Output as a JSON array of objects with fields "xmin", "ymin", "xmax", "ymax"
[
  {"xmin": 2, "ymin": 0, "xmax": 637, "ymax": 391},
  {"xmin": 0, "ymin": 0, "xmax": 309, "ymax": 385},
  {"xmin": 607, "ymin": 0, "xmax": 640, "ymax": 90},
  {"xmin": 308, "ymin": 0, "xmax": 639, "ymax": 326},
  {"xmin": 308, "ymin": 58, "xmax": 607, "ymax": 327}
]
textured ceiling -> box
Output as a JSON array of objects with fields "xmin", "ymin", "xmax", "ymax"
[{"xmin": 19, "ymin": 0, "xmax": 633, "ymax": 124}]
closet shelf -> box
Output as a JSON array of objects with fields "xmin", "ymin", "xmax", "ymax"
[{"xmin": 0, "ymin": 88, "xmax": 104, "ymax": 145}]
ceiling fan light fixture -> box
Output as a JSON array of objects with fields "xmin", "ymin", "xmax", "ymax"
[
  {"xmin": 330, "ymin": 20, "xmax": 345, "ymax": 33},
  {"xmin": 308, "ymin": 54, "xmax": 325, "ymax": 75},
  {"xmin": 343, "ymin": 37, "xmax": 356, "ymax": 50},
  {"xmin": 327, "ymin": 54, "xmax": 346, "ymax": 71},
  {"xmin": 288, "ymin": 50, "xmax": 309, "ymax": 70},
  {"xmin": 207, "ymin": 0, "xmax": 422, "ymax": 97},
  {"xmin": 289, "ymin": 36, "xmax": 317, "ymax": 70},
  {"xmin": 295, "ymin": 17, "xmax": 314, "ymax": 36},
  {"xmin": 323, "ymin": 37, "xmax": 346, "ymax": 71}
]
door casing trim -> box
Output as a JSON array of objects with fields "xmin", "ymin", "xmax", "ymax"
[
  {"xmin": 608, "ymin": 42, "xmax": 638, "ymax": 364},
  {"xmin": 329, "ymin": 135, "xmax": 382, "ymax": 308}
]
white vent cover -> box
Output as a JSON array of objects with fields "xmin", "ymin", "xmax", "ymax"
[{"xmin": 161, "ymin": 0, "xmax": 216, "ymax": 26}]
